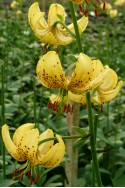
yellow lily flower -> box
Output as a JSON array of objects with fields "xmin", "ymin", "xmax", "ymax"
[
  {"xmin": 2, "ymin": 124, "xmax": 65, "ymax": 182},
  {"xmin": 36, "ymin": 51, "xmax": 110, "ymax": 95},
  {"xmin": 28, "ymin": 2, "xmax": 88, "ymax": 46},
  {"xmin": 68, "ymin": 60, "xmax": 123, "ymax": 104}
]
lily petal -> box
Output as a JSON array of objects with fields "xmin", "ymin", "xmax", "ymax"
[
  {"xmin": 19, "ymin": 129, "xmax": 39, "ymax": 163},
  {"xmin": 36, "ymin": 51, "xmax": 67, "ymax": 89},
  {"xmin": 92, "ymin": 60, "xmax": 104, "ymax": 78},
  {"xmin": 37, "ymin": 134, "xmax": 65, "ymax": 167},
  {"xmin": 2, "ymin": 124, "xmax": 25, "ymax": 161},
  {"xmin": 53, "ymin": 27, "xmax": 73, "ymax": 45},
  {"xmin": 37, "ymin": 129, "xmax": 54, "ymax": 156},
  {"xmin": 96, "ymin": 81, "xmax": 123, "ymax": 103},
  {"xmin": 68, "ymin": 53, "xmax": 94, "ymax": 94},
  {"xmin": 64, "ymin": 16, "xmax": 88, "ymax": 35},
  {"xmin": 48, "ymin": 4, "xmax": 65, "ymax": 27},
  {"xmin": 99, "ymin": 68, "xmax": 118, "ymax": 92},
  {"xmin": 13, "ymin": 123, "xmax": 35, "ymax": 147}
]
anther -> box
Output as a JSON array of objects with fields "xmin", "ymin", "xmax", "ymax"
[
  {"xmin": 35, "ymin": 175, "xmax": 40, "ymax": 182},
  {"xmin": 103, "ymin": 2, "xmax": 106, "ymax": 10},
  {"xmin": 30, "ymin": 176, "xmax": 34, "ymax": 185}
]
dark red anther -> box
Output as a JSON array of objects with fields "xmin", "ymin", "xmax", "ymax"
[
  {"xmin": 103, "ymin": 2, "xmax": 106, "ymax": 10},
  {"xmin": 30, "ymin": 176, "xmax": 34, "ymax": 185},
  {"xmin": 66, "ymin": 104, "xmax": 70, "ymax": 113},
  {"xmin": 13, "ymin": 169, "xmax": 18, "ymax": 177},
  {"xmin": 19, "ymin": 169, "xmax": 23, "ymax": 181},
  {"xmin": 47, "ymin": 101, "xmax": 51, "ymax": 109},
  {"xmin": 52, "ymin": 101, "xmax": 59, "ymax": 111},
  {"xmin": 35, "ymin": 175, "xmax": 40, "ymax": 182},
  {"xmin": 27, "ymin": 169, "xmax": 31, "ymax": 178},
  {"xmin": 95, "ymin": 8, "xmax": 98, "ymax": 17},
  {"xmin": 63, "ymin": 105, "xmax": 67, "ymax": 112},
  {"xmin": 79, "ymin": 5, "xmax": 88, "ymax": 17}
]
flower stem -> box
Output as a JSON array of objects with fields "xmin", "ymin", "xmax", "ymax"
[
  {"xmin": 53, "ymin": 20, "xmax": 76, "ymax": 38},
  {"xmin": 68, "ymin": 1, "xmax": 83, "ymax": 53},
  {"xmin": 1, "ymin": 63, "xmax": 6, "ymax": 179},
  {"xmin": 33, "ymin": 76, "xmax": 37, "ymax": 128},
  {"xmin": 86, "ymin": 93, "xmax": 102, "ymax": 186},
  {"xmin": 38, "ymin": 133, "xmax": 90, "ymax": 146},
  {"xmin": 68, "ymin": 1, "xmax": 102, "ymax": 186}
]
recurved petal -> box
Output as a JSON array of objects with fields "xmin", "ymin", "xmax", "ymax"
[
  {"xmin": 19, "ymin": 128, "xmax": 39, "ymax": 162},
  {"xmin": 68, "ymin": 91, "xmax": 98, "ymax": 104},
  {"xmin": 68, "ymin": 53, "xmax": 94, "ymax": 94},
  {"xmin": 65, "ymin": 16, "xmax": 88, "ymax": 35},
  {"xmin": 37, "ymin": 134, "xmax": 65, "ymax": 167},
  {"xmin": 92, "ymin": 60, "xmax": 104, "ymax": 78},
  {"xmin": 82, "ymin": 68, "xmax": 110, "ymax": 93},
  {"xmin": 2, "ymin": 124, "xmax": 25, "ymax": 161},
  {"xmin": 37, "ymin": 129, "xmax": 54, "ymax": 156},
  {"xmin": 28, "ymin": 2, "xmax": 42, "ymax": 30},
  {"xmin": 99, "ymin": 68, "xmax": 118, "ymax": 92},
  {"xmin": 48, "ymin": 4, "xmax": 65, "ymax": 27},
  {"xmin": 97, "ymin": 80, "xmax": 123, "ymax": 103},
  {"xmin": 13, "ymin": 123, "xmax": 35, "ymax": 147},
  {"xmin": 53, "ymin": 27, "xmax": 73, "ymax": 45},
  {"xmin": 36, "ymin": 51, "xmax": 67, "ymax": 89}
]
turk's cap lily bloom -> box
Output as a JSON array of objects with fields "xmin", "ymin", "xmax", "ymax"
[
  {"xmin": 28, "ymin": 2, "xmax": 88, "ymax": 46},
  {"xmin": 36, "ymin": 51, "xmax": 111, "ymax": 95},
  {"xmin": 2, "ymin": 123, "xmax": 65, "ymax": 181},
  {"xmin": 68, "ymin": 60, "xmax": 123, "ymax": 104}
]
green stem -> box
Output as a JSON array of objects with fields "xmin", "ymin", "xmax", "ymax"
[
  {"xmin": 1, "ymin": 63, "xmax": 6, "ymax": 179},
  {"xmin": 68, "ymin": 1, "xmax": 102, "ymax": 186},
  {"xmin": 94, "ymin": 114, "xmax": 98, "ymax": 143},
  {"xmin": 86, "ymin": 93, "xmax": 102, "ymax": 186},
  {"xmin": 38, "ymin": 134, "xmax": 90, "ymax": 146},
  {"xmin": 68, "ymin": 1, "xmax": 83, "ymax": 53},
  {"xmin": 33, "ymin": 76, "xmax": 37, "ymax": 128},
  {"xmin": 53, "ymin": 20, "xmax": 76, "ymax": 38}
]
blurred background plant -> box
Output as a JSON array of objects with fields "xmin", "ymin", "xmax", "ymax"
[{"xmin": 0, "ymin": 0, "xmax": 125, "ymax": 186}]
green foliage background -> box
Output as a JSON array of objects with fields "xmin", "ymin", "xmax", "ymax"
[{"xmin": 0, "ymin": 0, "xmax": 125, "ymax": 186}]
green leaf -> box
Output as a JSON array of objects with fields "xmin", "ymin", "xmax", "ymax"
[
  {"xmin": 0, "ymin": 179, "xmax": 18, "ymax": 187},
  {"xmin": 73, "ymin": 127, "xmax": 88, "ymax": 136}
]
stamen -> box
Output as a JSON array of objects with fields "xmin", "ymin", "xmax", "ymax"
[
  {"xmin": 47, "ymin": 101, "xmax": 51, "ymax": 109},
  {"xmin": 35, "ymin": 175, "xmax": 40, "ymax": 182},
  {"xmin": 30, "ymin": 176, "xmax": 34, "ymax": 185},
  {"xmin": 79, "ymin": 5, "xmax": 88, "ymax": 17},
  {"xmin": 103, "ymin": 2, "xmax": 106, "ymax": 10},
  {"xmin": 13, "ymin": 169, "xmax": 18, "ymax": 177},
  {"xmin": 95, "ymin": 8, "xmax": 98, "ymax": 17}
]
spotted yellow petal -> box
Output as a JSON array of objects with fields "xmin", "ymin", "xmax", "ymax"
[
  {"xmin": 48, "ymin": 4, "xmax": 65, "ymax": 27},
  {"xmin": 68, "ymin": 53, "xmax": 94, "ymax": 94},
  {"xmin": 97, "ymin": 81, "xmax": 123, "ymax": 103},
  {"xmin": 13, "ymin": 123, "xmax": 35, "ymax": 147},
  {"xmin": 37, "ymin": 129, "xmax": 54, "ymax": 156},
  {"xmin": 19, "ymin": 129, "xmax": 39, "ymax": 162},
  {"xmin": 99, "ymin": 68, "xmax": 118, "ymax": 92},
  {"xmin": 28, "ymin": 2, "xmax": 41, "ymax": 30},
  {"xmin": 92, "ymin": 60, "xmax": 104, "ymax": 78},
  {"xmin": 37, "ymin": 134, "xmax": 65, "ymax": 167},
  {"xmin": 83, "ymin": 68, "xmax": 110, "ymax": 93},
  {"xmin": 2, "ymin": 124, "xmax": 26, "ymax": 161},
  {"xmin": 36, "ymin": 51, "xmax": 67, "ymax": 89}
]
